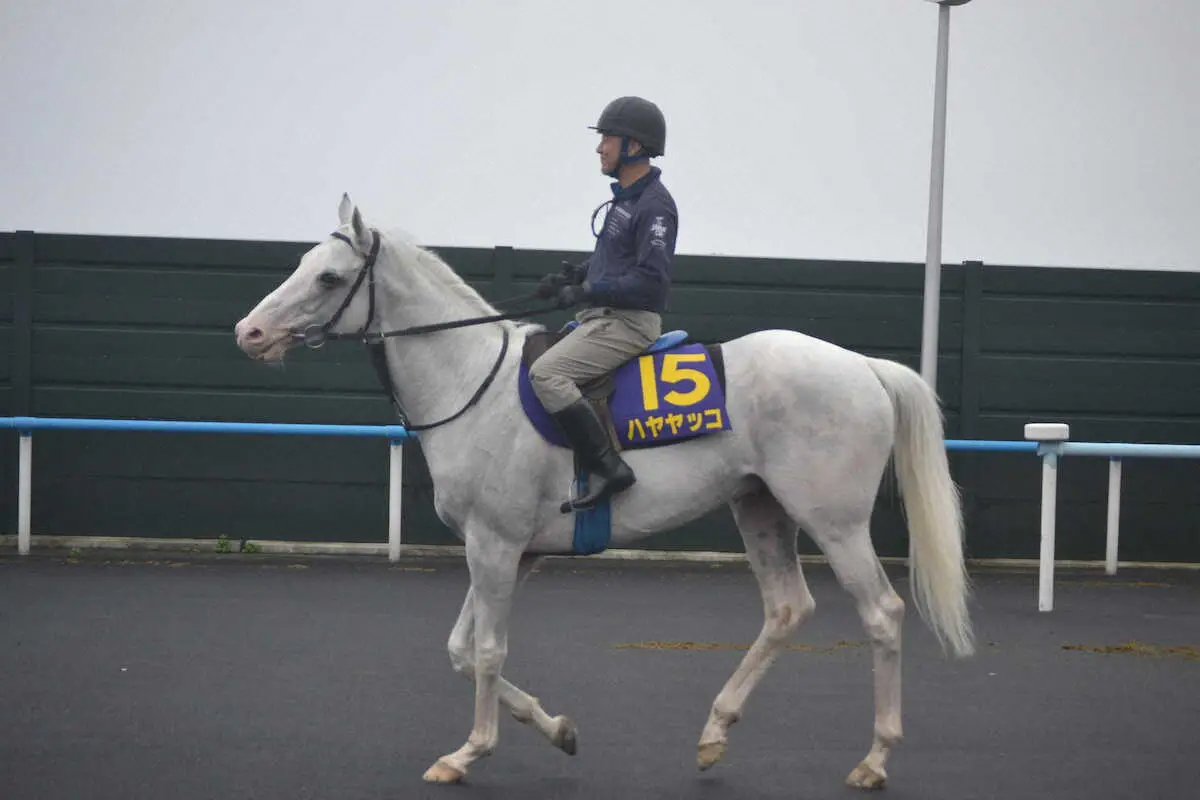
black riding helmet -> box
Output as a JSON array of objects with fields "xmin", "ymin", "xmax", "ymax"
[{"xmin": 589, "ymin": 96, "xmax": 666, "ymax": 157}]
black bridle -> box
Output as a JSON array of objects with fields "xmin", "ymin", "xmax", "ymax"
[
  {"xmin": 294, "ymin": 230, "xmax": 383, "ymax": 350},
  {"xmin": 290, "ymin": 227, "xmax": 560, "ymax": 433}
]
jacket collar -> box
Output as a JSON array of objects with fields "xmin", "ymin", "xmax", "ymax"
[{"xmin": 610, "ymin": 166, "xmax": 661, "ymax": 201}]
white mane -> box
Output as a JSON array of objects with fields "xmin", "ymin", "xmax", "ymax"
[{"xmin": 378, "ymin": 225, "xmax": 503, "ymax": 319}]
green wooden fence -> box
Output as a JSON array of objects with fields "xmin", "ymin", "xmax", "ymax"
[{"xmin": 2, "ymin": 230, "xmax": 1198, "ymax": 562}]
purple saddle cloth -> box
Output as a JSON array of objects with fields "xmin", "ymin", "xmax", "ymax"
[{"xmin": 517, "ymin": 326, "xmax": 732, "ymax": 451}]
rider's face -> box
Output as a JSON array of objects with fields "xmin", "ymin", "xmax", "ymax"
[
  {"xmin": 596, "ymin": 134, "xmax": 621, "ymax": 174},
  {"xmin": 596, "ymin": 134, "xmax": 642, "ymax": 175}
]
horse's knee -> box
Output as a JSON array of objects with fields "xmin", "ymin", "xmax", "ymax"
[
  {"xmin": 473, "ymin": 641, "xmax": 508, "ymax": 678},
  {"xmin": 448, "ymin": 639, "xmax": 475, "ymax": 678}
]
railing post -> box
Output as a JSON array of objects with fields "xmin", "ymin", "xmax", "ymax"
[
  {"xmin": 388, "ymin": 439, "xmax": 404, "ymax": 562},
  {"xmin": 11, "ymin": 233, "xmax": 35, "ymax": 542},
  {"xmin": 1105, "ymin": 458, "xmax": 1122, "ymax": 575},
  {"xmin": 1037, "ymin": 449, "xmax": 1059, "ymax": 611},
  {"xmin": 1025, "ymin": 423, "xmax": 1070, "ymax": 612},
  {"xmin": 18, "ymin": 431, "xmax": 32, "ymax": 555}
]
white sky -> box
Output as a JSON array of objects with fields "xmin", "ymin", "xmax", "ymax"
[{"xmin": 3, "ymin": 0, "xmax": 1198, "ymax": 271}]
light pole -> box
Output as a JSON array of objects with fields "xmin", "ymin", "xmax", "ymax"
[{"xmin": 920, "ymin": 0, "xmax": 973, "ymax": 390}]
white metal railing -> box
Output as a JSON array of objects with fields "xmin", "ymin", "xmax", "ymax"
[
  {"xmin": 2, "ymin": 416, "xmax": 1197, "ymax": 612},
  {"xmin": 1022, "ymin": 422, "xmax": 1200, "ymax": 611}
]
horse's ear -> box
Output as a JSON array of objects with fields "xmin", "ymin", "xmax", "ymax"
[
  {"xmin": 338, "ymin": 192, "xmax": 354, "ymax": 226},
  {"xmin": 350, "ymin": 206, "xmax": 372, "ymax": 252}
]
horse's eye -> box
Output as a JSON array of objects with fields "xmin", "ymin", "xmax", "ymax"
[{"xmin": 318, "ymin": 271, "xmax": 344, "ymax": 288}]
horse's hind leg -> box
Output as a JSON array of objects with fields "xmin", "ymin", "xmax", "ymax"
[
  {"xmin": 808, "ymin": 520, "xmax": 905, "ymax": 790},
  {"xmin": 696, "ymin": 485, "xmax": 815, "ymax": 770}
]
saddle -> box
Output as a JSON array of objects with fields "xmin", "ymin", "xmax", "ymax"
[{"xmin": 517, "ymin": 323, "xmax": 730, "ymax": 453}]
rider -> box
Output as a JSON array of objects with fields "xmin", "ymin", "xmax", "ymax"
[{"xmin": 529, "ymin": 95, "xmax": 679, "ymax": 511}]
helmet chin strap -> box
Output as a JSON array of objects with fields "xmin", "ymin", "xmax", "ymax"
[{"xmin": 604, "ymin": 136, "xmax": 649, "ymax": 179}]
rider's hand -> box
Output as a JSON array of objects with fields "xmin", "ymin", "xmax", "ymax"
[
  {"xmin": 559, "ymin": 260, "xmax": 587, "ymax": 285},
  {"xmin": 536, "ymin": 272, "xmax": 565, "ymax": 299},
  {"xmin": 555, "ymin": 284, "xmax": 589, "ymax": 309}
]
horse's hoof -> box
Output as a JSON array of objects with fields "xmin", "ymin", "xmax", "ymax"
[
  {"xmin": 845, "ymin": 761, "xmax": 887, "ymax": 790},
  {"xmin": 697, "ymin": 741, "xmax": 726, "ymax": 771},
  {"xmin": 553, "ymin": 715, "xmax": 578, "ymax": 756},
  {"xmin": 422, "ymin": 759, "xmax": 465, "ymax": 784}
]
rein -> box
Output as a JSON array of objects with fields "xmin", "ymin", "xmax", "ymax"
[{"xmin": 290, "ymin": 228, "xmax": 562, "ymax": 433}]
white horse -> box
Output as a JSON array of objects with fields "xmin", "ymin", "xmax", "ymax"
[{"xmin": 234, "ymin": 194, "xmax": 974, "ymax": 790}]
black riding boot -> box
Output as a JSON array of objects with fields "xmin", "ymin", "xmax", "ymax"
[{"xmin": 552, "ymin": 398, "xmax": 635, "ymax": 512}]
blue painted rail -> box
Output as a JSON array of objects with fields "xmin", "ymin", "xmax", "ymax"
[
  {"xmin": 1059, "ymin": 441, "xmax": 1200, "ymax": 459},
  {"xmin": 0, "ymin": 416, "xmax": 413, "ymax": 440},
  {"xmin": 946, "ymin": 439, "xmax": 1038, "ymax": 453},
  {"xmin": 0, "ymin": 415, "xmax": 412, "ymax": 563}
]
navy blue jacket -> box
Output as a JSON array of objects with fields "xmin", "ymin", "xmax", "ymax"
[{"xmin": 582, "ymin": 167, "xmax": 677, "ymax": 313}]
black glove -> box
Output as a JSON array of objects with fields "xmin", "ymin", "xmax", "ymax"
[
  {"xmin": 535, "ymin": 272, "xmax": 566, "ymax": 299},
  {"xmin": 559, "ymin": 260, "xmax": 587, "ymax": 285},
  {"xmin": 555, "ymin": 283, "xmax": 590, "ymax": 309}
]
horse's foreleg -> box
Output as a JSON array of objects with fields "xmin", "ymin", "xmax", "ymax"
[
  {"xmin": 446, "ymin": 587, "xmax": 577, "ymax": 755},
  {"xmin": 423, "ymin": 538, "xmax": 524, "ymax": 784},
  {"xmin": 697, "ymin": 489, "xmax": 814, "ymax": 770}
]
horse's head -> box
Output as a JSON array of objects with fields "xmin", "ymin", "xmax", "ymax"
[{"xmin": 235, "ymin": 193, "xmax": 382, "ymax": 362}]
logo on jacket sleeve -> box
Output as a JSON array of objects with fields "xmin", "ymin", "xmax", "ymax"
[{"xmin": 650, "ymin": 216, "xmax": 669, "ymax": 239}]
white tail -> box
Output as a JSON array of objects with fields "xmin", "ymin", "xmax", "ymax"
[{"xmin": 867, "ymin": 358, "xmax": 974, "ymax": 658}]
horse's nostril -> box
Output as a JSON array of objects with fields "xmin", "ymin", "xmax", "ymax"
[{"xmin": 246, "ymin": 327, "xmax": 264, "ymax": 341}]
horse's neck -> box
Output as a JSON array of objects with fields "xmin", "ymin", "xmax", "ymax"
[
  {"xmin": 383, "ymin": 325, "xmax": 511, "ymax": 430},
  {"xmin": 374, "ymin": 248, "xmax": 514, "ymax": 439}
]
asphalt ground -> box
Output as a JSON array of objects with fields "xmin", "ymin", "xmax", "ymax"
[{"xmin": 1, "ymin": 549, "xmax": 1197, "ymax": 800}]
